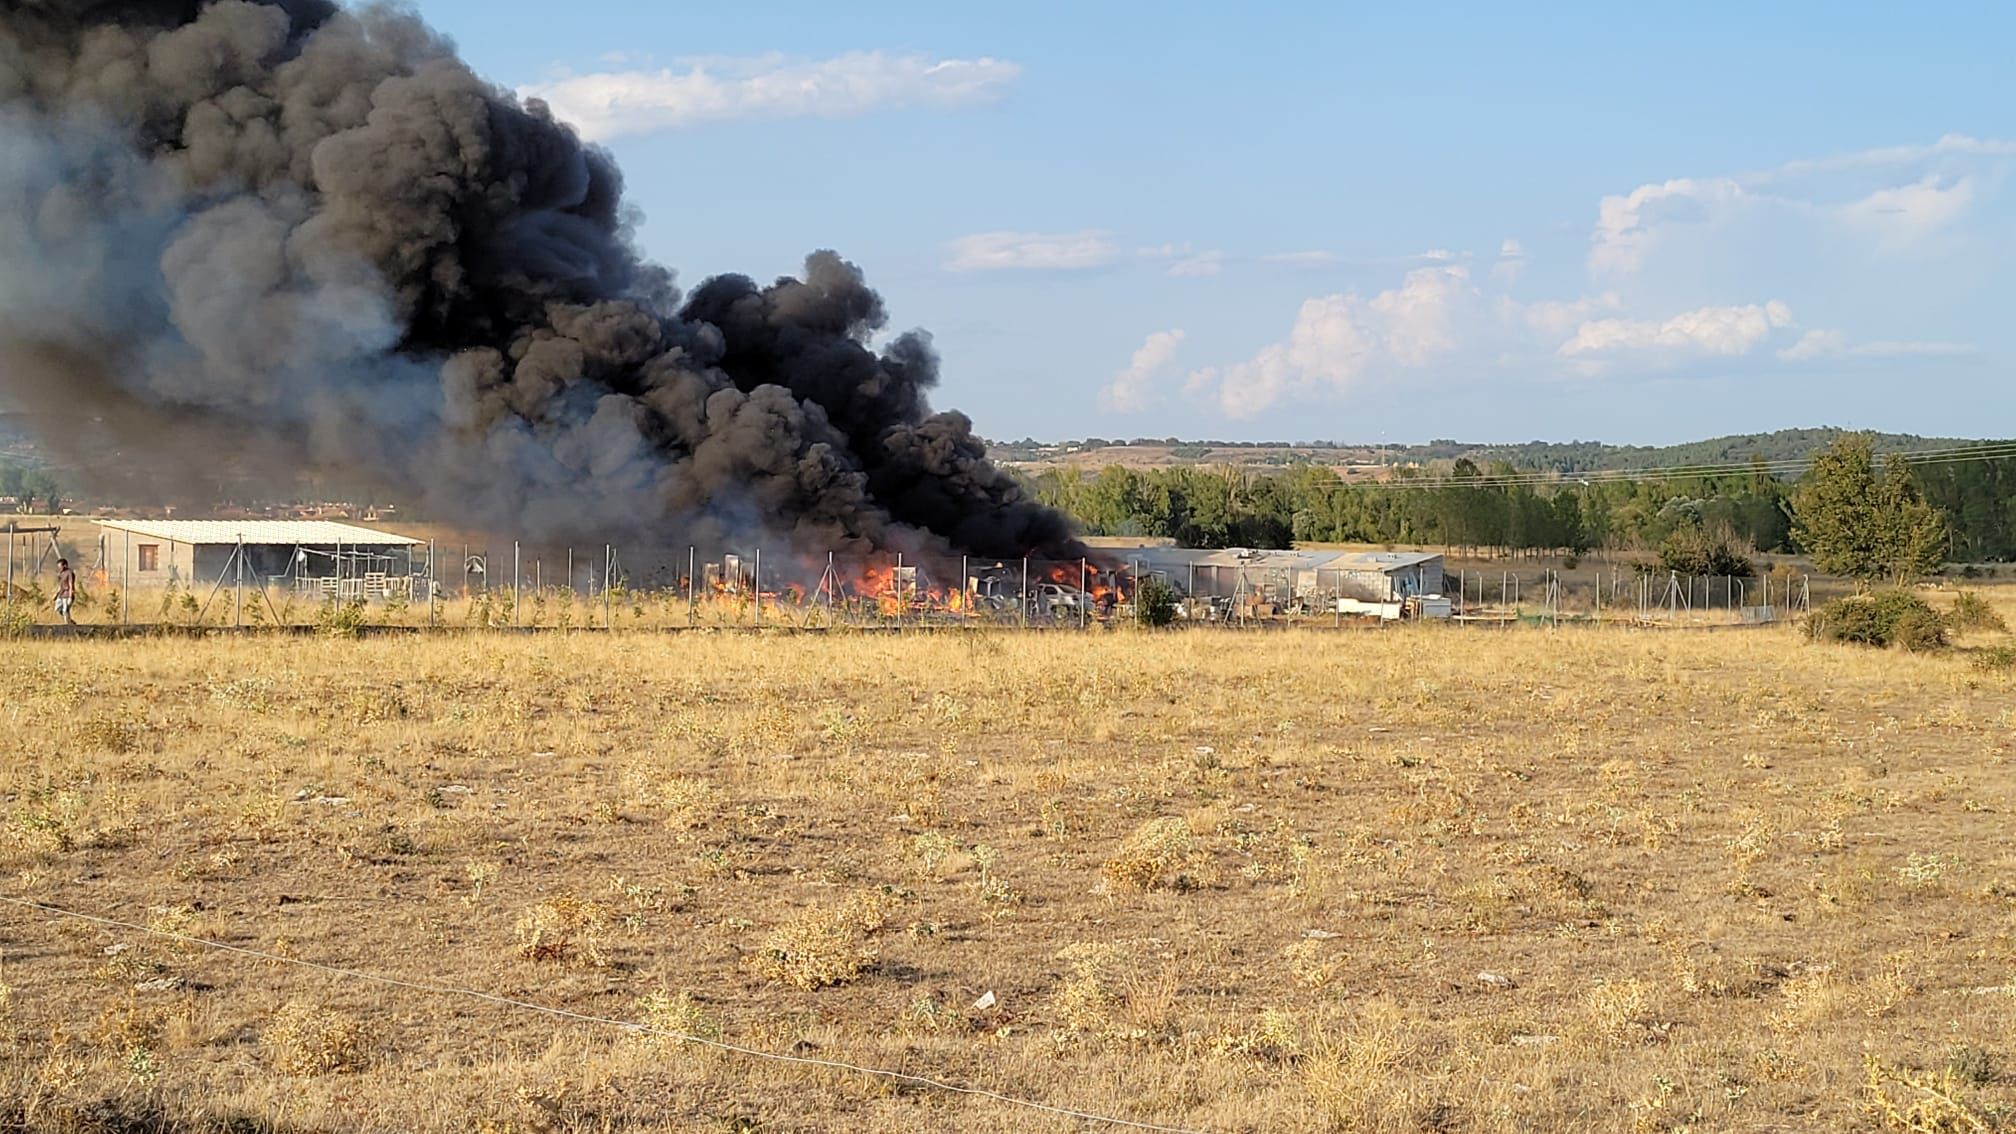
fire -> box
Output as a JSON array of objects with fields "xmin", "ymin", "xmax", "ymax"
[{"xmin": 679, "ymin": 552, "xmax": 1137, "ymax": 622}]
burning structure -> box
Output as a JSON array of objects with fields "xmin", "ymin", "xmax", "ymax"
[{"xmin": 0, "ymin": 1, "xmax": 1087, "ymax": 584}]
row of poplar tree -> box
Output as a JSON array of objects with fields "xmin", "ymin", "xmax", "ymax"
[{"xmin": 1028, "ymin": 435, "xmax": 2006, "ymax": 583}]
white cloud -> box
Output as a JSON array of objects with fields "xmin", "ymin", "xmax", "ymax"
[
  {"xmin": 1589, "ymin": 176, "xmax": 1745, "ymax": 276},
  {"xmin": 1588, "ymin": 136, "xmax": 2014, "ymax": 276},
  {"xmin": 1260, "ymin": 250, "xmax": 1339, "ymax": 266},
  {"xmin": 944, "ymin": 230, "xmax": 1118, "ymax": 272},
  {"xmin": 1102, "ymin": 330, "xmax": 1185, "ymax": 413},
  {"xmin": 522, "ymin": 52, "xmax": 1020, "ymax": 141},
  {"xmin": 1778, "ymin": 329, "xmax": 1973, "ymax": 361},
  {"xmin": 1166, "ymin": 251, "xmax": 1224, "ymax": 278},
  {"xmin": 1187, "ymin": 266, "xmax": 1471, "ymax": 418},
  {"xmin": 1558, "ymin": 300, "xmax": 1793, "ymax": 358},
  {"xmin": 1764, "ymin": 133, "xmax": 2016, "ymax": 180},
  {"xmin": 1492, "ymin": 238, "xmax": 1525, "ymax": 282},
  {"xmin": 1839, "ymin": 175, "xmax": 1976, "ymax": 247},
  {"xmin": 1520, "ymin": 292, "xmax": 1622, "ymax": 337}
]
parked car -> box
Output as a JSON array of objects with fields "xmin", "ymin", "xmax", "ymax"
[{"xmin": 1032, "ymin": 582, "xmax": 1090, "ymax": 617}]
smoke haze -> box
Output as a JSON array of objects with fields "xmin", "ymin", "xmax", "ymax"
[{"xmin": 0, "ymin": 0, "xmax": 1083, "ymax": 565}]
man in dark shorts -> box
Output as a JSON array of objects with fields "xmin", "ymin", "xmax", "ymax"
[{"xmin": 55, "ymin": 557, "xmax": 75, "ymax": 624}]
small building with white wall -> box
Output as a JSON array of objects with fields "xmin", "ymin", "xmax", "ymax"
[{"xmin": 95, "ymin": 519, "xmax": 426, "ymax": 598}]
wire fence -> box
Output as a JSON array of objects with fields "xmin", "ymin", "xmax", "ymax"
[{"xmin": 3, "ymin": 533, "xmax": 1856, "ymax": 632}]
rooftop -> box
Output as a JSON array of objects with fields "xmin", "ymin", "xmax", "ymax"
[
  {"xmin": 1114, "ymin": 546, "xmax": 1444, "ymax": 572},
  {"xmin": 94, "ymin": 520, "xmax": 422, "ymax": 547}
]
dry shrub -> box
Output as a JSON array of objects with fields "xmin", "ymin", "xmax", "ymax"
[
  {"xmin": 1863, "ymin": 1056, "xmax": 1994, "ymax": 1133},
  {"xmin": 513, "ymin": 894, "xmax": 614, "ymax": 967},
  {"xmin": 1301, "ymin": 1003, "xmax": 1425, "ymax": 1129},
  {"xmin": 1102, "ymin": 817, "xmax": 1209, "ymax": 892},
  {"xmin": 1575, "ymin": 979, "xmax": 1660, "ymax": 1047},
  {"xmin": 265, "ymin": 1001, "xmax": 372, "ymax": 1075},
  {"xmin": 1050, "ymin": 941, "xmax": 1178, "ymax": 1041},
  {"xmin": 754, "ymin": 891, "xmax": 894, "ymax": 990},
  {"xmin": 632, "ymin": 989, "xmax": 721, "ymax": 1052},
  {"xmin": 1214, "ymin": 1007, "xmax": 1304, "ymax": 1062}
]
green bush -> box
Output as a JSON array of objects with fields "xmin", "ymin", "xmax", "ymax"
[
  {"xmin": 1657, "ymin": 529, "xmax": 1755, "ymax": 578},
  {"xmin": 1134, "ymin": 577, "xmax": 1178, "ymax": 628},
  {"xmin": 315, "ymin": 598, "xmax": 368, "ymax": 639},
  {"xmin": 1806, "ymin": 591, "xmax": 1946, "ymax": 651},
  {"xmin": 1947, "ymin": 590, "xmax": 2008, "ymax": 634}
]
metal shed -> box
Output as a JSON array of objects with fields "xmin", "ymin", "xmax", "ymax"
[{"xmin": 1112, "ymin": 546, "xmax": 1446, "ymax": 610}]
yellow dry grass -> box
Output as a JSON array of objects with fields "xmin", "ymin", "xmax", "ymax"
[{"xmin": 1, "ymin": 592, "xmax": 2014, "ymax": 1132}]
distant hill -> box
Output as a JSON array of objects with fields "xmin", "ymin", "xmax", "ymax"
[
  {"xmin": 1462, "ymin": 429, "xmax": 1986, "ymax": 472},
  {"xmin": 988, "ymin": 428, "xmax": 1998, "ymax": 474}
]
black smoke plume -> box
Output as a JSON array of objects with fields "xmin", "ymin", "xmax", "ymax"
[{"xmin": 0, "ymin": 0, "xmax": 1085, "ymax": 567}]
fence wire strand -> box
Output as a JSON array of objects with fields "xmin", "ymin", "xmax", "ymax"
[{"xmin": 0, "ymin": 894, "xmax": 1209, "ymax": 1134}]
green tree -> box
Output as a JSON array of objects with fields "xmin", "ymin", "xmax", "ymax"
[{"xmin": 1792, "ymin": 435, "xmax": 1947, "ymax": 584}]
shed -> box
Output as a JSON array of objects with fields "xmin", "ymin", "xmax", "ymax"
[
  {"xmin": 1109, "ymin": 546, "xmax": 1446, "ymax": 605},
  {"xmin": 95, "ymin": 519, "xmax": 426, "ymax": 598},
  {"xmin": 1323, "ymin": 551, "xmax": 1445, "ymax": 602}
]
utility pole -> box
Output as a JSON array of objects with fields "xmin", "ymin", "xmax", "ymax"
[
  {"xmin": 603, "ymin": 545, "xmax": 613, "ymax": 629},
  {"xmin": 754, "ymin": 548, "xmax": 762, "ymax": 627},
  {"xmin": 1079, "ymin": 558, "xmax": 1088, "ymax": 630},
  {"xmin": 512, "ymin": 541, "xmax": 521, "ymax": 625},
  {"xmin": 234, "ymin": 534, "xmax": 244, "ymax": 628},
  {"xmin": 1020, "ymin": 557, "xmax": 1028, "ymax": 630}
]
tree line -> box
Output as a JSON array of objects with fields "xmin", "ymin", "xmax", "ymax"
[
  {"xmin": 1028, "ymin": 435, "xmax": 2007, "ymax": 580},
  {"xmin": 0, "ymin": 461, "xmax": 59, "ymax": 512}
]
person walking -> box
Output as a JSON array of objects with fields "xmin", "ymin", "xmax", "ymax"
[{"xmin": 54, "ymin": 557, "xmax": 75, "ymax": 624}]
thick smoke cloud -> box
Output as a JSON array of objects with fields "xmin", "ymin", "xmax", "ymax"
[{"xmin": 0, "ymin": 0, "xmax": 1084, "ymax": 566}]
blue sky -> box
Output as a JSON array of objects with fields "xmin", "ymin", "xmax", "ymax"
[{"xmin": 421, "ymin": 0, "xmax": 2013, "ymax": 444}]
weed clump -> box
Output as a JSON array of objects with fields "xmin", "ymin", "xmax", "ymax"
[
  {"xmin": 513, "ymin": 894, "xmax": 614, "ymax": 967},
  {"xmin": 1947, "ymin": 590, "xmax": 2008, "ymax": 634},
  {"xmin": 265, "ymin": 1002, "xmax": 372, "ymax": 1075},
  {"xmin": 1102, "ymin": 817, "xmax": 1209, "ymax": 892},
  {"xmin": 1807, "ymin": 592, "xmax": 1946, "ymax": 650},
  {"xmin": 754, "ymin": 891, "xmax": 894, "ymax": 990},
  {"xmin": 1971, "ymin": 645, "xmax": 2016, "ymax": 673}
]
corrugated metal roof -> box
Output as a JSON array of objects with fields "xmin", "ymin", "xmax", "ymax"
[
  {"xmin": 95, "ymin": 520, "xmax": 422, "ymax": 546},
  {"xmin": 1325, "ymin": 551, "xmax": 1442, "ymax": 572},
  {"xmin": 1112, "ymin": 546, "xmax": 1443, "ymax": 573}
]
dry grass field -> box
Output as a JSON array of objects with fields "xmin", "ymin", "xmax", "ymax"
[{"xmin": 3, "ymin": 596, "xmax": 2015, "ymax": 1132}]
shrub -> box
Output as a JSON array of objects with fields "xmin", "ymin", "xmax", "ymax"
[
  {"xmin": 754, "ymin": 891, "xmax": 894, "ymax": 990},
  {"xmin": 1947, "ymin": 591, "xmax": 2007, "ymax": 634},
  {"xmin": 315, "ymin": 598, "xmax": 367, "ymax": 639},
  {"xmin": 1807, "ymin": 592, "xmax": 1946, "ymax": 651},
  {"xmin": 513, "ymin": 894, "xmax": 614, "ymax": 966},
  {"xmin": 1135, "ymin": 577, "xmax": 1178, "ymax": 628},
  {"xmin": 265, "ymin": 1002, "xmax": 372, "ymax": 1075},
  {"xmin": 1658, "ymin": 529, "xmax": 1755, "ymax": 578},
  {"xmin": 1102, "ymin": 817, "xmax": 1209, "ymax": 892}
]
